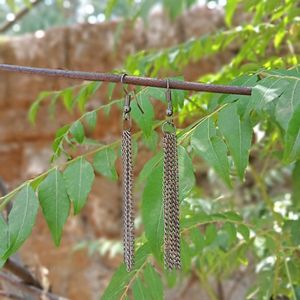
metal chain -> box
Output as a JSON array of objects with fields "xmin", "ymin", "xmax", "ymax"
[
  {"xmin": 163, "ymin": 130, "xmax": 181, "ymax": 270},
  {"xmin": 121, "ymin": 129, "xmax": 135, "ymax": 272}
]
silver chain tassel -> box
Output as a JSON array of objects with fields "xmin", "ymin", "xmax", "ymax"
[
  {"xmin": 163, "ymin": 129, "xmax": 181, "ymax": 270},
  {"xmin": 121, "ymin": 128, "xmax": 135, "ymax": 271}
]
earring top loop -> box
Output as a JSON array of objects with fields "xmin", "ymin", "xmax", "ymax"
[{"xmin": 165, "ymin": 79, "xmax": 173, "ymax": 117}]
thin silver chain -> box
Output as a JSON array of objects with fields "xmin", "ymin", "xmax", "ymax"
[
  {"xmin": 163, "ymin": 130, "xmax": 181, "ymax": 270},
  {"xmin": 121, "ymin": 129, "xmax": 135, "ymax": 272}
]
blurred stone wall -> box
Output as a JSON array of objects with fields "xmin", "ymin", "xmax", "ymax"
[{"xmin": 0, "ymin": 5, "xmax": 240, "ymax": 300}]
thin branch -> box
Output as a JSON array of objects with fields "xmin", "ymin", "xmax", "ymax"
[
  {"xmin": 0, "ymin": 0, "xmax": 43, "ymax": 34},
  {"xmin": 0, "ymin": 290, "xmax": 26, "ymax": 300},
  {"xmin": 4, "ymin": 258, "xmax": 42, "ymax": 289},
  {"xmin": 0, "ymin": 272, "xmax": 69, "ymax": 300}
]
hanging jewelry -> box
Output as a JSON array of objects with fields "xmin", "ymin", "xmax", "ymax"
[
  {"xmin": 163, "ymin": 80, "xmax": 181, "ymax": 270},
  {"xmin": 121, "ymin": 74, "xmax": 135, "ymax": 272}
]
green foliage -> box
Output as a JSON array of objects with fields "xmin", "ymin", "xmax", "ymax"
[
  {"xmin": 192, "ymin": 117, "xmax": 231, "ymax": 186},
  {"xmin": 93, "ymin": 148, "xmax": 118, "ymax": 181},
  {"xmin": 1, "ymin": 0, "xmax": 300, "ymax": 299},
  {"xmin": 64, "ymin": 157, "xmax": 95, "ymax": 215},
  {"xmin": 38, "ymin": 169, "xmax": 70, "ymax": 246}
]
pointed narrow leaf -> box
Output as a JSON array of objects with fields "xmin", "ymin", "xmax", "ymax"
[
  {"xmin": 38, "ymin": 169, "xmax": 70, "ymax": 246},
  {"xmin": 205, "ymin": 223, "xmax": 217, "ymax": 245},
  {"xmin": 275, "ymin": 79, "xmax": 300, "ymax": 130},
  {"xmin": 292, "ymin": 161, "xmax": 300, "ymax": 208},
  {"xmin": 284, "ymin": 103, "xmax": 300, "ymax": 162},
  {"xmin": 132, "ymin": 278, "xmax": 147, "ymax": 300},
  {"xmin": 85, "ymin": 111, "xmax": 97, "ymax": 130},
  {"xmin": 138, "ymin": 152, "xmax": 163, "ymax": 185},
  {"xmin": 191, "ymin": 118, "xmax": 231, "ymax": 186},
  {"xmin": 102, "ymin": 244, "xmax": 150, "ymax": 300},
  {"xmin": 247, "ymin": 77, "xmax": 290, "ymax": 115},
  {"xmin": 143, "ymin": 264, "xmax": 163, "ymax": 300},
  {"xmin": 70, "ymin": 120, "xmax": 85, "ymax": 144},
  {"xmin": 181, "ymin": 238, "xmax": 192, "ymax": 272},
  {"xmin": 219, "ymin": 103, "xmax": 252, "ymax": 179},
  {"xmin": 64, "ymin": 157, "xmax": 95, "ymax": 214},
  {"xmin": 2, "ymin": 185, "xmax": 38, "ymax": 259},
  {"xmin": 225, "ymin": 0, "xmax": 239, "ymax": 26},
  {"xmin": 131, "ymin": 92, "xmax": 154, "ymax": 137},
  {"xmin": 93, "ymin": 148, "xmax": 118, "ymax": 181},
  {"xmin": 61, "ymin": 88, "xmax": 74, "ymax": 112},
  {"xmin": 178, "ymin": 146, "xmax": 195, "ymax": 200},
  {"xmin": 0, "ymin": 215, "xmax": 7, "ymax": 258},
  {"xmin": 142, "ymin": 162, "xmax": 164, "ymax": 260}
]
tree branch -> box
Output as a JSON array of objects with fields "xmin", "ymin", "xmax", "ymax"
[
  {"xmin": 0, "ymin": 290, "xmax": 26, "ymax": 300},
  {"xmin": 0, "ymin": 272, "xmax": 69, "ymax": 300},
  {"xmin": 4, "ymin": 258, "xmax": 42, "ymax": 289},
  {"xmin": 0, "ymin": 0, "xmax": 43, "ymax": 34}
]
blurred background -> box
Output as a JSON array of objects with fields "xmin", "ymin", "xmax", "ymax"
[{"xmin": 0, "ymin": 0, "xmax": 299, "ymax": 299}]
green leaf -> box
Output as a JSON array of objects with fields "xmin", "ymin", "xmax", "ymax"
[
  {"xmin": 292, "ymin": 160, "xmax": 300, "ymax": 208},
  {"xmin": 181, "ymin": 238, "xmax": 192, "ymax": 272},
  {"xmin": 102, "ymin": 244, "xmax": 150, "ymax": 300},
  {"xmin": 105, "ymin": 0, "xmax": 117, "ymax": 19},
  {"xmin": 142, "ymin": 161, "xmax": 163, "ymax": 260},
  {"xmin": 237, "ymin": 224, "xmax": 250, "ymax": 241},
  {"xmin": 132, "ymin": 278, "xmax": 147, "ymax": 300},
  {"xmin": 291, "ymin": 220, "xmax": 300, "ymax": 246},
  {"xmin": 191, "ymin": 118, "xmax": 231, "ymax": 186},
  {"xmin": 284, "ymin": 103, "xmax": 300, "ymax": 162},
  {"xmin": 205, "ymin": 224, "xmax": 217, "ymax": 245},
  {"xmin": 28, "ymin": 91, "xmax": 51, "ymax": 124},
  {"xmin": 225, "ymin": 0, "xmax": 239, "ymax": 26},
  {"xmin": 70, "ymin": 120, "xmax": 85, "ymax": 144},
  {"xmin": 142, "ymin": 131, "xmax": 158, "ymax": 151},
  {"xmin": 143, "ymin": 264, "xmax": 163, "ymax": 300},
  {"xmin": 52, "ymin": 124, "xmax": 70, "ymax": 157},
  {"xmin": 131, "ymin": 91, "xmax": 154, "ymax": 137},
  {"xmin": 93, "ymin": 148, "xmax": 118, "ymax": 181},
  {"xmin": 76, "ymin": 82, "xmax": 101, "ymax": 112},
  {"xmin": 178, "ymin": 146, "xmax": 195, "ymax": 200},
  {"xmin": 247, "ymin": 76, "xmax": 290, "ymax": 115},
  {"xmin": 219, "ymin": 103, "xmax": 252, "ymax": 179},
  {"xmin": 38, "ymin": 169, "xmax": 70, "ymax": 246},
  {"xmin": 275, "ymin": 79, "xmax": 300, "ymax": 130},
  {"xmin": 2, "ymin": 185, "xmax": 38, "ymax": 260},
  {"xmin": 85, "ymin": 111, "xmax": 98, "ymax": 130},
  {"xmin": 64, "ymin": 157, "xmax": 95, "ymax": 214},
  {"xmin": 0, "ymin": 215, "xmax": 7, "ymax": 258},
  {"xmin": 61, "ymin": 88, "xmax": 74, "ymax": 112},
  {"xmin": 222, "ymin": 222, "xmax": 237, "ymax": 245},
  {"xmin": 138, "ymin": 152, "xmax": 163, "ymax": 185},
  {"xmin": 189, "ymin": 227, "xmax": 205, "ymax": 253}
]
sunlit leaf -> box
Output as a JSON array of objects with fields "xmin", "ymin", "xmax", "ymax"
[
  {"xmin": 219, "ymin": 103, "xmax": 252, "ymax": 179},
  {"xmin": 142, "ymin": 161, "xmax": 163, "ymax": 261},
  {"xmin": 191, "ymin": 118, "xmax": 231, "ymax": 186},
  {"xmin": 93, "ymin": 148, "xmax": 118, "ymax": 181},
  {"xmin": 38, "ymin": 169, "xmax": 70, "ymax": 246},
  {"xmin": 2, "ymin": 185, "xmax": 38, "ymax": 259},
  {"xmin": 64, "ymin": 157, "xmax": 95, "ymax": 214}
]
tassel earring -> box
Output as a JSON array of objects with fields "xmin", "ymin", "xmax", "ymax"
[
  {"xmin": 163, "ymin": 80, "xmax": 181, "ymax": 270},
  {"xmin": 121, "ymin": 75, "xmax": 135, "ymax": 272}
]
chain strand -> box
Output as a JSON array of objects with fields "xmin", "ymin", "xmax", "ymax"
[
  {"xmin": 121, "ymin": 129, "xmax": 135, "ymax": 271},
  {"xmin": 163, "ymin": 130, "xmax": 181, "ymax": 270}
]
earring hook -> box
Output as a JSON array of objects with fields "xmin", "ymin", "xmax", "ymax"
[
  {"xmin": 166, "ymin": 79, "xmax": 173, "ymax": 117},
  {"xmin": 121, "ymin": 74, "xmax": 131, "ymax": 125}
]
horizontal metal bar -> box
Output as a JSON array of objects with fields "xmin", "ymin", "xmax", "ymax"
[{"xmin": 0, "ymin": 64, "xmax": 252, "ymax": 96}]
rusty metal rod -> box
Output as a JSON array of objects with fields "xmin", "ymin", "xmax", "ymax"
[{"xmin": 0, "ymin": 64, "xmax": 252, "ymax": 95}]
